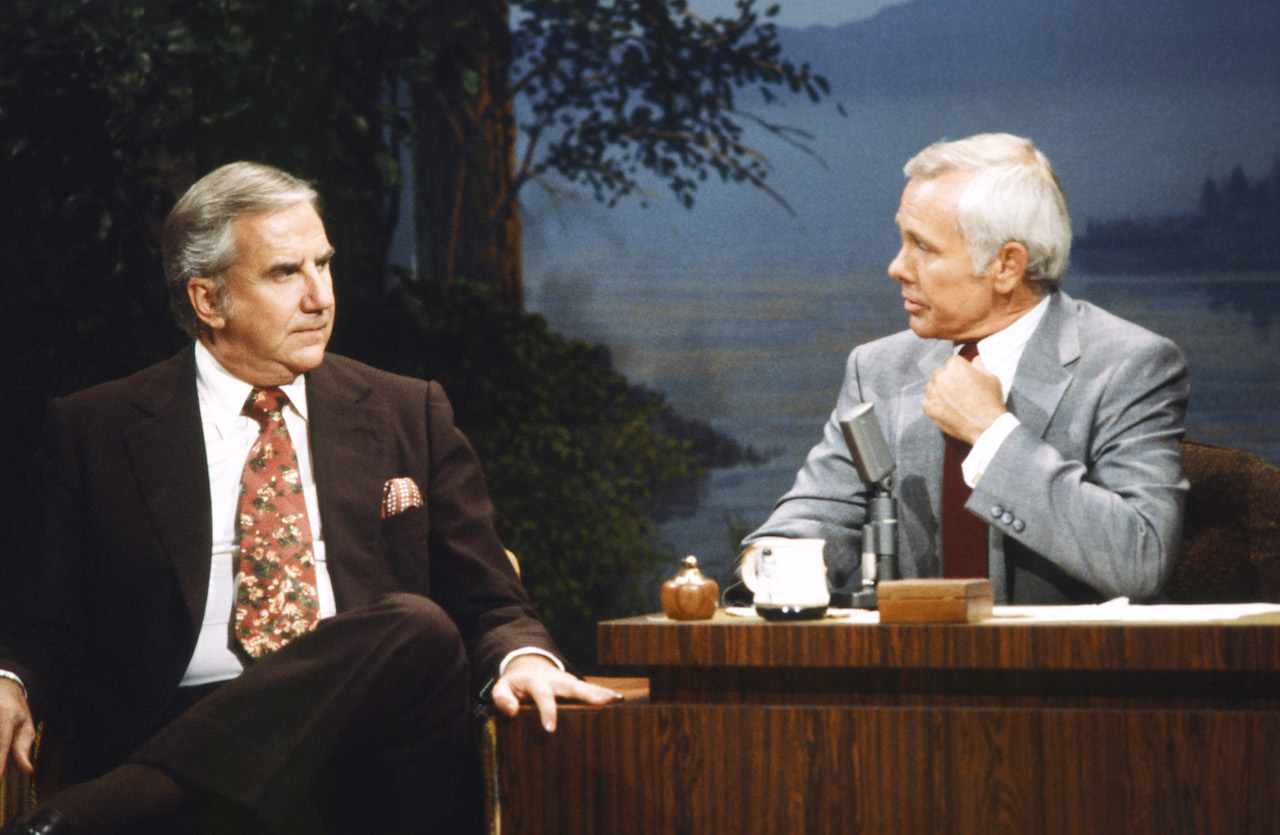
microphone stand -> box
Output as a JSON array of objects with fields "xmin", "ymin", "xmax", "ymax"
[
  {"xmin": 839, "ymin": 403, "xmax": 898, "ymax": 610},
  {"xmin": 848, "ymin": 475, "xmax": 897, "ymax": 609}
]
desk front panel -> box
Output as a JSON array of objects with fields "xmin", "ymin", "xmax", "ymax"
[
  {"xmin": 496, "ymin": 701, "xmax": 1278, "ymax": 834},
  {"xmin": 501, "ymin": 612, "xmax": 1280, "ymax": 832}
]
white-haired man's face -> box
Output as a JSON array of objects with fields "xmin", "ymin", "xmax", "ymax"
[
  {"xmin": 888, "ymin": 171, "xmax": 1032, "ymax": 342},
  {"xmin": 189, "ymin": 201, "xmax": 336, "ymax": 386}
]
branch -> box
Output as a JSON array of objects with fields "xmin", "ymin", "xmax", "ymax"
[{"xmin": 617, "ymin": 127, "xmax": 795, "ymax": 215}]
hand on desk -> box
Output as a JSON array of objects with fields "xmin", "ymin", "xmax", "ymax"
[
  {"xmin": 490, "ymin": 654, "xmax": 622, "ymax": 733},
  {"xmin": 0, "ymin": 677, "xmax": 35, "ymax": 778}
]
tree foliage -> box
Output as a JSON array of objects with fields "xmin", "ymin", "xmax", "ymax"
[
  {"xmin": 511, "ymin": 0, "xmax": 829, "ymax": 213},
  {"xmin": 341, "ymin": 281, "xmax": 702, "ymax": 666},
  {"xmin": 1077, "ymin": 157, "xmax": 1280, "ymax": 272},
  {"xmin": 408, "ymin": 0, "xmax": 833, "ymax": 303},
  {"xmin": 1, "ymin": 0, "xmax": 829, "ymax": 310}
]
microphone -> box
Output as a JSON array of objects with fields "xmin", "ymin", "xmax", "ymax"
[
  {"xmin": 840, "ymin": 403, "xmax": 894, "ymax": 488},
  {"xmin": 839, "ymin": 403, "xmax": 898, "ymax": 608}
]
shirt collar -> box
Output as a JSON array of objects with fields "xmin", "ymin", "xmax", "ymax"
[
  {"xmin": 958, "ymin": 293, "xmax": 1051, "ymax": 398},
  {"xmin": 194, "ymin": 341, "xmax": 309, "ymax": 437}
]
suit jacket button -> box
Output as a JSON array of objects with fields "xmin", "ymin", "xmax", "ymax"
[
  {"xmin": 1012, "ymin": 519, "xmax": 1026, "ymax": 533},
  {"xmin": 990, "ymin": 505, "xmax": 1004, "ymax": 518},
  {"xmin": 1001, "ymin": 511, "xmax": 1015, "ymax": 525}
]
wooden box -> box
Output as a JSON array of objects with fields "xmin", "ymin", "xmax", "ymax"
[{"xmin": 877, "ymin": 578, "xmax": 993, "ymax": 623}]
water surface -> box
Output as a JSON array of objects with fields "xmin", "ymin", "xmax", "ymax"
[{"xmin": 528, "ymin": 266, "xmax": 1280, "ymax": 581}]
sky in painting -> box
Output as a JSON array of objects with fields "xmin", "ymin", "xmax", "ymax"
[
  {"xmin": 687, "ymin": 0, "xmax": 909, "ymax": 27},
  {"xmin": 521, "ymin": 0, "xmax": 1280, "ymax": 273}
]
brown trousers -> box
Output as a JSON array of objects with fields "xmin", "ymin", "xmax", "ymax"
[{"xmin": 129, "ymin": 593, "xmax": 479, "ymax": 834}]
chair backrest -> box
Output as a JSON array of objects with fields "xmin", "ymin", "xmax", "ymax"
[{"xmin": 1165, "ymin": 439, "xmax": 1280, "ymax": 602}]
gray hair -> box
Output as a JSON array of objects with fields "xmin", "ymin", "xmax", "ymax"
[
  {"xmin": 163, "ymin": 162, "xmax": 320, "ymax": 338},
  {"xmin": 904, "ymin": 133, "xmax": 1071, "ymax": 290}
]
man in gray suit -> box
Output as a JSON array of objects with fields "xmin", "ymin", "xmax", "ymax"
[{"xmin": 743, "ymin": 133, "xmax": 1189, "ymax": 605}]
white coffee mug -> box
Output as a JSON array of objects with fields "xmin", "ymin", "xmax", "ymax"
[{"xmin": 739, "ymin": 537, "xmax": 830, "ymax": 619}]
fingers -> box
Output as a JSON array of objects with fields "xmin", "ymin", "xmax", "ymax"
[
  {"xmin": 488, "ymin": 676, "xmax": 525, "ymax": 719},
  {"xmin": 493, "ymin": 671, "xmax": 559, "ymax": 731},
  {"xmin": 0, "ymin": 725, "xmax": 10, "ymax": 778},
  {"xmin": 529, "ymin": 682, "xmax": 559, "ymax": 733},
  {"xmin": 570, "ymin": 679, "xmax": 625, "ymax": 706},
  {"xmin": 924, "ymin": 355, "xmax": 1007, "ymax": 443},
  {"xmin": 526, "ymin": 676, "xmax": 624, "ymax": 732},
  {"xmin": 0, "ymin": 684, "xmax": 35, "ymax": 777},
  {"xmin": 11, "ymin": 720, "xmax": 35, "ymax": 775},
  {"xmin": 490, "ymin": 669, "xmax": 625, "ymax": 733}
]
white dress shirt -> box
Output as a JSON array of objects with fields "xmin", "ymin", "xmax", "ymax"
[
  {"xmin": 186, "ymin": 343, "xmax": 560, "ymax": 685},
  {"xmin": 184, "ymin": 342, "xmax": 338, "ymax": 685},
  {"xmin": 960, "ymin": 294, "xmax": 1051, "ymax": 487}
]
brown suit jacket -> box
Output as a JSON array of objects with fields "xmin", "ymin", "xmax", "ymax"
[{"xmin": 0, "ymin": 347, "xmax": 556, "ymax": 779}]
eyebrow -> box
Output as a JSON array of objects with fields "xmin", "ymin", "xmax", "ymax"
[
  {"xmin": 267, "ymin": 259, "xmax": 302, "ymax": 277},
  {"xmin": 267, "ymin": 247, "xmax": 336, "ymax": 276}
]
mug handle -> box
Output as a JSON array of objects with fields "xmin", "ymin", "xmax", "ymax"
[{"xmin": 738, "ymin": 542, "xmax": 763, "ymax": 592}]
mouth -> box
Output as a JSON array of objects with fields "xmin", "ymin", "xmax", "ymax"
[
  {"xmin": 902, "ymin": 296, "xmax": 924, "ymax": 314},
  {"xmin": 293, "ymin": 322, "xmax": 331, "ymax": 338}
]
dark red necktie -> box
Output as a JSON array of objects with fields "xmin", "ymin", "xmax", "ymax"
[{"xmin": 941, "ymin": 343, "xmax": 988, "ymax": 577}]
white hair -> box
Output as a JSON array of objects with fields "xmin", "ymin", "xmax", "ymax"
[{"xmin": 904, "ymin": 133, "xmax": 1071, "ymax": 289}]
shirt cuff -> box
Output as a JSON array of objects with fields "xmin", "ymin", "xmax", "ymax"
[
  {"xmin": 498, "ymin": 648, "xmax": 564, "ymax": 677},
  {"xmin": 0, "ymin": 669, "xmax": 27, "ymax": 701},
  {"xmin": 962, "ymin": 412, "xmax": 1021, "ymax": 487}
]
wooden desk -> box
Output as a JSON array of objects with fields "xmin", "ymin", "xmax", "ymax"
[{"xmin": 494, "ymin": 609, "xmax": 1280, "ymax": 834}]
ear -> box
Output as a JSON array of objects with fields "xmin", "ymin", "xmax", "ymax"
[
  {"xmin": 188, "ymin": 278, "xmax": 227, "ymax": 331},
  {"xmin": 988, "ymin": 241, "xmax": 1029, "ymax": 294}
]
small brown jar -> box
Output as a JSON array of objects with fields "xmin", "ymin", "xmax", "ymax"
[{"xmin": 660, "ymin": 555, "xmax": 719, "ymax": 620}]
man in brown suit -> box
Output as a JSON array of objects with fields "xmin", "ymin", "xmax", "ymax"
[{"xmin": 0, "ymin": 162, "xmax": 618, "ymax": 834}]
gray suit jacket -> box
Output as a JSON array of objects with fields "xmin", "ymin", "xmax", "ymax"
[{"xmin": 745, "ymin": 290, "xmax": 1190, "ymax": 604}]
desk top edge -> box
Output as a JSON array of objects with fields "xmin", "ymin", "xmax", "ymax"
[{"xmin": 597, "ymin": 611, "xmax": 1280, "ymax": 671}]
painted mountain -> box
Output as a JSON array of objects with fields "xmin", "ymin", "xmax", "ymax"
[
  {"xmin": 781, "ymin": 0, "xmax": 1280, "ymax": 91},
  {"xmin": 522, "ymin": 0, "xmax": 1280, "ymax": 273}
]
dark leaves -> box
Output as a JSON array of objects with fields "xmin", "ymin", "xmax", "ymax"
[{"xmin": 511, "ymin": 0, "xmax": 832, "ymax": 212}]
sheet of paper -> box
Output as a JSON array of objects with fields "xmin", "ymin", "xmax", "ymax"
[
  {"xmin": 719, "ymin": 599, "xmax": 1280, "ymax": 624},
  {"xmin": 991, "ymin": 598, "xmax": 1280, "ymax": 623}
]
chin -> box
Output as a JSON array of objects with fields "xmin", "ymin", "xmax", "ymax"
[
  {"xmin": 907, "ymin": 319, "xmax": 935, "ymax": 339},
  {"xmin": 289, "ymin": 345, "xmax": 329, "ymax": 374}
]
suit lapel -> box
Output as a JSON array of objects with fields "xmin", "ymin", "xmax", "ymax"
[
  {"xmin": 1007, "ymin": 291, "xmax": 1078, "ymax": 439},
  {"xmin": 305, "ymin": 361, "xmax": 392, "ymax": 608},
  {"xmin": 898, "ymin": 340, "xmax": 952, "ymax": 469},
  {"xmin": 122, "ymin": 349, "xmax": 213, "ymax": 632},
  {"xmin": 889, "ymin": 340, "xmax": 953, "ymax": 575}
]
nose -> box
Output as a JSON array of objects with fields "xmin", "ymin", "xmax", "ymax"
[
  {"xmin": 301, "ymin": 265, "xmax": 335, "ymax": 312},
  {"xmin": 888, "ymin": 246, "xmax": 910, "ymax": 284}
]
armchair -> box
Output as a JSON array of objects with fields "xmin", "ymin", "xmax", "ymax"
[{"xmin": 1164, "ymin": 438, "xmax": 1280, "ymax": 602}]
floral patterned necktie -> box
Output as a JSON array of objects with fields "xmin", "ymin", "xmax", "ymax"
[{"xmin": 233, "ymin": 387, "xmax": 320, "ymax": 658}]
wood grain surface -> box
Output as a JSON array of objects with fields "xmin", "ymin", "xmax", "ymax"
[
  {"xmin": 496, "ymin": 703, "xmax": 1277, "ymax": 834},
  {"xmin": 493, "ymin": 615, "xmax": 1280, "ymax": 833}
]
